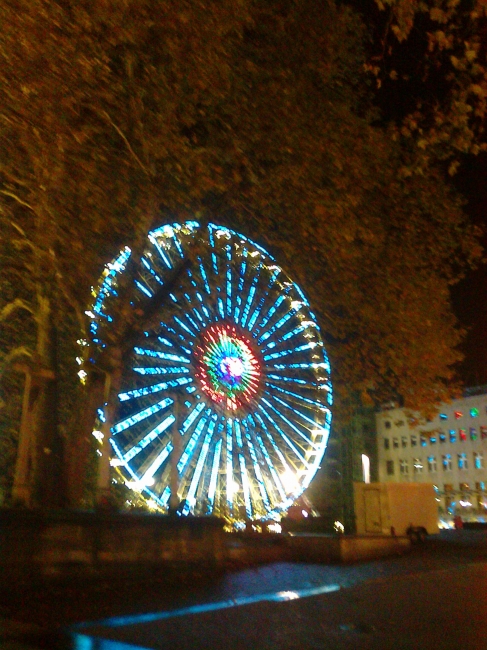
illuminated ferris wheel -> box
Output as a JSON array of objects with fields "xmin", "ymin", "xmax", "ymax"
[{"xmin": 90, "ymin": 221, "xmax": 332, "ymax": 520}]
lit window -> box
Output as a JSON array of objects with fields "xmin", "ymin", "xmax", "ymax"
[
  {"xmin": 459, "ymin": 429, "xmax": 467, "ymax": 442},
  {"xmin": 413, "ymin": 458, "xmax": 423, "ymax": 474},
  {"xmin": 481, "ymin": 426, "xmax": 487, "ymax": 440},
  {"xmin": 458, "ymin": 453, "xmax": 468, "ymax": 470},
  {"xmin": 401, "ymin": 436, "xmax": 408, "ymax": 448},
  {"xmin": 420, "ymin": 435, "xmax": 427, "ymax": 447},
  {"xmin": 470, "ymin": 408, "xmax": 479, "ymax": 418},
  {"xmin": 439, "ymin": 413, "xmax": 448, "ymax": 420},
  {"xmin": 459, "ymin": 482, "xmax": 470, "ymax": 492},
  {"xmin": 384, "ymin": 438, "xmax": 390, "ymax": 450},
  {"xmin": 470, "ymin": 428, "xmax": 478, "ymax": 441},
  {"xmin": 443, "ymin": 454, "xmax": 452, "ymax": 471},
  {"xmin": 427, "ymin": 456, "xmax": 437, "ymax": 472},
  {"xmin": 393, "ymin": 437, "xmax": 399, "ymax": 449},
  {"xmin": 386, "ymin": 460, "xmax": 394, "ymax": 475},
  {"xmin": 449, "ymin": 430, "xmax": 456, "ymax": 443},
  {"xmin": 477, "ymin": 481, "xmax": 485, "ymax": 491},
  {"xmin": 429, "ymin": 434, "xmax": 437, "ymax": 444},
  {"xmin": 454, "ymin": 411, "xmax": 463, "ymax": 420},
  {"xmin": 410, "ymin": 435, "xmax": 417, "ymax": 447},
  {"xmin": 474, "ymin": 452, "xmax": 484, "ymax": 470},
  {"xmin": 439, "ymin": 432, "xmax": 446, "ymax": 443},
  {"xmin": 399, "ymin": 459, "xmax": 409, "ymax": 475}
]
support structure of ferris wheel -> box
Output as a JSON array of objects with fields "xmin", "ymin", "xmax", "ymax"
[{"xmin": 89, "ymin": 221, "xmax": 332, "ymax": 520}]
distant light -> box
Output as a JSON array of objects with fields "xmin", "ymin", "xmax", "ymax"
[
  {"xmin": 334, "ymin": 520, "xmax": 345, "ymax": 533},
  {"xmin": 362, "ymin": 454, "xmax": 370, "ymax": 484},
  {"xmin": 92, "ymin": 430, "xmax": 104, "ymax": 443}
]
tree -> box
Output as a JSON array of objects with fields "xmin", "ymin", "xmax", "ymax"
[
  {"xmin": 0, "ymin": 0, "xmax": 481, "ymax": 507},
  {"xmin": 361, "ymin": 0, "xmax": 487, "ymax": 172}
]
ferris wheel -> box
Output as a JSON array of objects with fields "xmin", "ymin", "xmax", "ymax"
[{"xmin": 90, "ymin": 221, "xmax": 332, "ymax": 520}]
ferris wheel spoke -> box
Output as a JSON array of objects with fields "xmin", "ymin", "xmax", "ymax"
[
  {"xmin": 111, "ymin": 397, "xmax": 173, "ymax": 435},
  {"xmin": 177, "ymin": 415, "xmax": 208, "ymax": 477},
  {"xmin": 182, "ymin": 420, "xmax": 216, "ymax": 515},
  {"xmin": 122, "ymin": 415, "xmax": 175, "ymax": 463},
  {"xmin": 242, "ymin": 427, "xmax": 271, "ymax": 510},
  {"xmin": 265, "ymin": 382, "xmax": 329, "ymax": 412},
  {"xmin": 137, "ymin": 441, "xmax": 173, "ymax": 487},
  {"xmin": 140, "ymin": 256, "xmax": 164, "ymax": 285},
  {"xmin": 232, "ymin": 251, "xmax": 248, "ymax": 325},
  {"xmin": 261, "ymin": 395, "xmax": 314, "ymax": 449},
  {"xmin": 148, "ymin": 233, "xmax": 174, "ymax": 269},
  {"xmin": 238, "ymin": 453, "xmax": 253, "ymax": 518},
  {"xmin": 195, "ymin": 256, "xmax": 212, "ymax": 295},
  {"xmin": 133, "ymin": 366, "xmax": 190, "ymax": 376},
  {"xmin": 240, "ymin": 262, "xmax": 263, "ymax": 329},
  {"xmin": 256, "ymin": 404, "xmax": 309, "ymax": 468},
  {"xmin": 118, "ymin": 377, "xmax": 192, "ymax": 402},
  {"xmin": 246, "ymin": 267, "xmax": 282, "ymax": 333},
  {"xmin": 241, "ymin": 419, "xmax": 287, "ymax": 502},
  {"xmin": 207, "ymin": 436, "xmax": 223, "ymax": 510},
  {"xmin": 225, "ymin": 419, "xmax": 234, "ymax": 508}
]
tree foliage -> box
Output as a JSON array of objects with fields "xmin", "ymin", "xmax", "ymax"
[{"xmin": 364, "ymin": 0, "xmax": 487, "ymax": 172}]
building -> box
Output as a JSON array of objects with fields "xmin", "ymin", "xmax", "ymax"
[{"xmin": 376, "ymin": 387, "xmax": 487, "ymax": 522}]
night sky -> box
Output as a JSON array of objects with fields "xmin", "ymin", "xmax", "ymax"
[{"xmin": 451, "ymin": 153, "xmax": 487, "ymax": 387}]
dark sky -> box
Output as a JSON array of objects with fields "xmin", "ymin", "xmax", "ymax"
[{"xmin": 451, "ymin": 153, "xmax": 487, "ymax": 387}]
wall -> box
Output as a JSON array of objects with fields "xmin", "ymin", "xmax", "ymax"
[{"xmin": 0, "ymin": 509, "xmax": 225, "ymax": 586}]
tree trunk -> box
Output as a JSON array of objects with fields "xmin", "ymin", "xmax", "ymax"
[{"xmin": 11, "ymin": 292, "xmax": 63, "ymax": 508}]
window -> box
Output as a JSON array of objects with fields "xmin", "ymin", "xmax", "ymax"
[
  {"xmin": 401, "ymin": 436, "xmax": 408, "ymax": 448},
  {"xmin": 444, "ymin": 483, "xmax": 453, "ymax": 493},
  {"xmin": 443, "ymin": 454, "xmax": 452, "ymax": 471},
  {"xmin": 449, "ymin": 430, "xmax": 456, "ymax": 443},
  {"xmin": 410, "ymin": 435, "xmax": 417, "ymax": 447},
  {"xmin": 439, "ymin": 413, "xmax": 448, "ymax": 420},
  {"xmin": 393, "ymin": 437, "xmax": 399, "ymax": 449},
  {"xmin": 386, "ymin": 460, "xmax": 394, "ymax": 476},
  {"xmin": 439, "ymin": 432, "xmax": 446, "ymax": 443},
  {"xmin": 396, "ymin": 420, "xmax": 405, "ymax": 427},
  {"xmin": 420, "ymin": 435, "xmax": 427, "ymax": 447},
  {"xmin": 474, "ymin": 452, "xmax": 484, "ymax": 470},
  {"xmin": 454, "ymin": 411, "xmax": 463, "ymax": 420},
  {"xmin": 458, "ymin": 453, "xmax": 468, "ymax": 470},
  {"xmin": 413, "ymin": 458, "xmax": 423, "ymax": 474},
  {"xmin": 470, "ymin": 428, "xmax": 478, "ymax": 441},
  {"xmin": 459, "ymin": 429, "xmax": 467, "ymax": 442},
  {"xmin": 470, "ymin": 407, "xmax": 479, "ymax": 418},
  {"xmin": 384, "ymin": 438, "xmax": 390, "ymax": 450},
  {"xmin": 477, "ymin": 481, "xmax": 485, "ymax": 491},
  {"xmin": 459, "ymin": 482, "xmax": 470, "ymax": 492},
  {"xmin": 385, "ymin": 421, "xmax": 391, "ymax": 429},
  {"xmin": 481, "ymin": 426, "xmax": 487, "ymax": 440},
  {"xmin": 428, "ymin": 456, "xmax": 437, "ymax": 472},
  {"xmin": 400, "ymin": 459, "xmax": 409, "ymax": 475},
  {"xmin": 429, "ymin": 434, "xmax": 437, "ymax": 444}
]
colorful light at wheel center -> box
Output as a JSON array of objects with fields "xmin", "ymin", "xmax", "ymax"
[{"xmin": 194, "ymin": 324, "xmax": 261, "ymax": 411}]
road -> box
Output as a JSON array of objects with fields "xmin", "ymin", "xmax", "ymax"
[{"xmin": 2, "ymin": 530, "xmax": 487, "ymax": 650}]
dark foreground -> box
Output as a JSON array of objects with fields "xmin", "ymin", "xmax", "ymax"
[{"xmin": 2, "ymin": 530, "xmax": 487, "ymax": 650}]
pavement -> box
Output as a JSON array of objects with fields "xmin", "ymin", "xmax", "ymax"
[{"xmin": 2, "ymin": 530, "xmax": 487, "ymax": 650}]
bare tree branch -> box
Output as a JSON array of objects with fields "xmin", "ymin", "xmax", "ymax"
[
  {"xmin": 99, "ymin": 110, "xmax": 151, "ymax": 176},
  {"xmin": 0, "ymin": 298, "xmax": 35, "ymax": 321},
  {"xmin": 0, "ymin": 189, "xmax": 34, "ymax": 211},
  {"xmin": 0, "ymin": 345, "xmax": 33, "ymax": 380}
]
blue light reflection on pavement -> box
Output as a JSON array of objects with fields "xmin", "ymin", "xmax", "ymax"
[
  {"xmin": 73, "ymin": 635, "xmax": 150, "ymax": 650},
  {"xmin": 71, "ymin": 582, "xmax": 340, "ymax": 648},
  {"xmin": 76, "ymin": 582, "xmax": 339, "ymax": 629}
]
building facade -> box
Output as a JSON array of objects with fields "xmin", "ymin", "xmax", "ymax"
[{"xmin": 376, "ymin": 388, "xmax": 487, "ymax": 522}]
